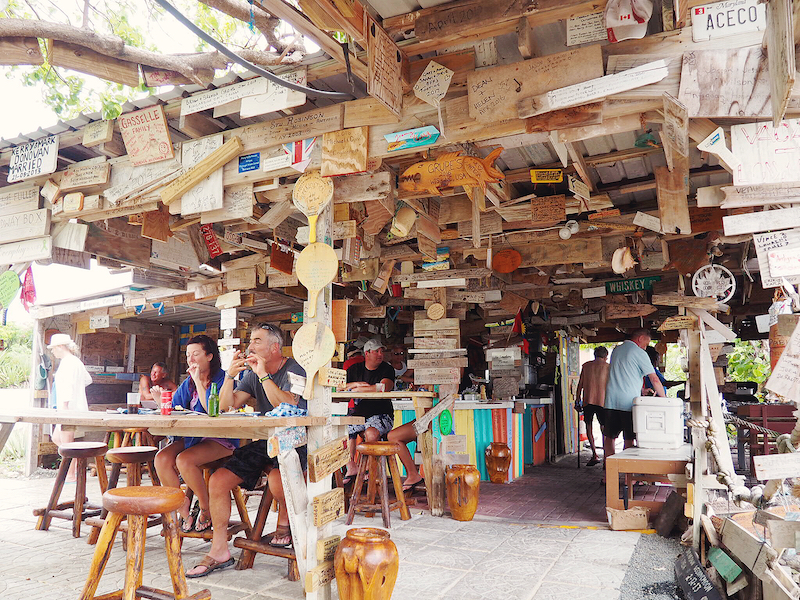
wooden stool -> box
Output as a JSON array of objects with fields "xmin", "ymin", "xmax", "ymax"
[
  {"xmin": 346, "ymin": 441, "xmax": 411, "ymax": 528},
  {"xmin": 100, "ymin": 428, "xmax": 158, "ymax": 476},
  {"xmin": 180, "ymin": 458, "xmax": 252, "ymax": 545},
  {"xmin": 79, "ymin": 486, "xmax": 210, "ymax": 600},
  {"xmin": 34, "ymin": 441, "xmax": 108, "ymax": 538},
  {"xmin": 87, "ymin": 446, "xmax": 161, "ymax": 545},
  {"xmin": 234, "ymin": 485, "xmax": 299, "ymax": 581}
]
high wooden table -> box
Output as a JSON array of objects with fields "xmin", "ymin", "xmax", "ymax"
[
  {"xmin": 605, "ymin": 444, "xmax": 692, "ymax": 516},
  {"xmin": 331, "ymin": 391, "xmax": 445, "ymax": 515}
]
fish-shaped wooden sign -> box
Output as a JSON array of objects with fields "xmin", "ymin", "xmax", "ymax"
[{"xmin": 399, "ymin": 148, "xmax": 504, "ymax": 196}]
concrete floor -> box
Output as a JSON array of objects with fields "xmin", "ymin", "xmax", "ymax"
[{"xmin": 0, "ymin": 455, "xmax": 648, "ymax": 600}]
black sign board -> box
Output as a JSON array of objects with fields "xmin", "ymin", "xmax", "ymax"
[{"xmin": 675, "ymin": 548, "xmax": 724, "ymax": 600}]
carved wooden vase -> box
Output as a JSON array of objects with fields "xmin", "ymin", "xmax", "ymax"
[
  {"xmin": 485, "ymin": 442, "xmax": 511, "ymax": 484},
  {"xmin": 334, "ymin": 527, "xmax": 398, "ymax": 600},
  {"xmin": 446, "ymin": 464, "xmax": 480, "ymax": 521}
]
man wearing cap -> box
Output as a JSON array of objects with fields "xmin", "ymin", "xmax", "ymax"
[
  {"xmin": 342, "ymin": 338, "xmax": 395, "ymax": 484},
  {"xmin": 604, "ymin": 329, "xmax": 666, "ymax": 461}
]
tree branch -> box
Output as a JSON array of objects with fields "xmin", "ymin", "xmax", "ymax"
[{"xmin": 199, "ymin": 0, "xmax": 305, "ymax": 54}]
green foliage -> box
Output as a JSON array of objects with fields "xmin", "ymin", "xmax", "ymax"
[
  {"xmin": 0, "ymin": 322, "xmax": 33, "ymax": 388},
  {"xmin": 0, "ymin": 427, "xmax": 24, "ymax": 463},
  {"xmin": 727, "ymin": 340, "xmax": 770, "ymax": 388}
]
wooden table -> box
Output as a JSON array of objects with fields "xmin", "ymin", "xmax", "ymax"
[{"xmin": 605, "ymin": 444, "xmax": 692, "ymax": 516}]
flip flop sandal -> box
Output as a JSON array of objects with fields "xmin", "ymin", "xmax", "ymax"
[
  {"xmin": 586, "ymin": 458, "xmax": 601, "ymax": 467},
  {"xmin": 268, "ymin": 525, "xmax": 292, "ymax": 548},
  {"xmin": 186, "ymin": 555, "xmax": 235, "ymax": 578},
  {"xmin": 402, "ymin": 480, "xmax": 424, "ymax": 494},
  {"xmin": 181, "ymin": 502, "xmax": 199, "ymax": 533},
  {"xmin": 194, "ymin": 508, "xmax": 212, "ymax": 533}
]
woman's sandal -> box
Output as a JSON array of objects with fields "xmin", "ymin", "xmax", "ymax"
[
  {"xmin": 269, "ymin": 524, "xmax": 292, "ymax": 548},
  {"xmin": 185, "ymin": 555, "xmax": 235, "ymax": 578},
  {"xmin": 195, "ymin": 508, "xmax": 212, "ymax": 533},
  {"xmin": 402, "ymin": 479, "xmax": 424, "ymax": 494},
  {"xmin": 181, "ymin": 502, "xmax": 200, "ymax": 533}
]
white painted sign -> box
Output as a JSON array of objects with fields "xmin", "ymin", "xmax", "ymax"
[
  {"xmin": 0, "ymin": 208, "xmax": 50, "ymax": 244},
  {"xmin": 104, "ymin": 158, "xmax": 183, "ymax": 206},
  {"xmin": 180, "ymin": 77, "xmax": 269, "ymax": 116},
  {"xmin": 240, "ymin": 69, "xmax": 307, "ymax": 118},
  {"xmin": 89, "ymin": 314, "xmax": 110, "ymax": 329},
  {"xmin": 566, "ymin": 12, "xmax": 607, "ymax": 46},
  {"xmin": 7, "ymin": 135, "xmax": 59, "ymax": 183},
  {"xmin": 721, "ymin": 182, "xmax": 800, "ymax": 208},
  {"xmin": 173, "ymin": 134, "xmax": 224, "ymax": 216},
  {"xmin": 201, "ymin": 183, "xmax": 254, "ymax": 224},
  {"xmin": 582, "ymin": 286, "xmax": 607, "ymax": 299},
  {"xmin": 723, "ymin": 206, "xmax": 800, "ymax": 235},
  {"xmin": 150, "ymin": 235, "xmax": 200, "ymax": 272},
  {"xmin": 0, "ymin": 185, "xmax": 39, "ymax": 217},
  {"xmin": 220, "ymin": 307, "xmax": 237, "ymax": 331},
  {"xmin": 413, "ymin": 61, "xmax": 454, "ymax": 107},
  {"xmin": 0, "ymin": 236, "xmax": 52, "ymax": 265},
  {"xmin": 752, "ymin": 452, "xmax": 800, "ymax": 480},
  {"xmin": 753, "ymin": 229, "xmax": 800, "ymax": 288},
  {"xmin": 768, "ymin": 247, "xmax": 800, "ymax": 277},
  {"xmin": 691, "ymin": 0, "xmax": 766, "ymax": 42},
  {"xmin": 633, "ymin": 211, "xmax": 663, "ymax": 232},
  {"xmin": 568, "ymin": 174, "xmax": 590, "ymax": 200},
  {"xmin": 262, "ymin": 153, "xmax": 292, "ymax": 173},
  {"xmin": 52, "ymin": 221, "xmax": 88, "ymax": 252},
  {"xmin": 766, "ymin": 318, "xmax": 800, "ymax": 400},
  {"xmin": 731, "ymin": 119, "xmax": 800, "ymax": 185}
]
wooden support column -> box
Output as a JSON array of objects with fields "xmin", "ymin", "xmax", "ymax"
[{"xmin": 686, "ymin": 328, "xmax": 706, "ymax": 551}]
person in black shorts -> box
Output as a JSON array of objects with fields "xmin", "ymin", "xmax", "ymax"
[
  {"xmin": 342, "ymin": 338, "xmax": 395, "ymax": 484},
  {"xmin": 185, "ymin": 323, "xmax": 306, "ymax": 578},
  {"xmin": 574, "ymin": 346, "xmax": 609, "ymax": 466}
]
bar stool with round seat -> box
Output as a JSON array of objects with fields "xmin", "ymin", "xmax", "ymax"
[
  {"xmin": 34, "ymin": 441, "xmax": 109, "ymax": 538},
  {"xmin": 79, "ymin": 486, "xmax": 210, "ymax": 600},
  {"xmin": 346, "ymin": 441, "xmax": 411, "ymax": 528},
  {"xmin": 86, "ymin": 445, "xmax": 162, "ymax": 545}
]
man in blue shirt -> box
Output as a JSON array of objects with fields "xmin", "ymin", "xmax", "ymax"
[{"xmin": 603, "ymin": 329, "xmax": 666, "ymax": 461}]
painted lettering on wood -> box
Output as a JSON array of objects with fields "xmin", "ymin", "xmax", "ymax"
[
  {"xmin": 366, "ymin": 15, "xmax": 403, "ymax": 117},
  {"xmin": 731, "ymin": 119, "xmax": 800, "ymax": 185},
  {"xmin": 321, "ymin": 126, "xmax": 369, "ymax": 177},
  {"xmin": 312, "ymin": 488, "xmax": 345, "ymax": 527},
  {"xmin": 307, "ymin": 437, "xmax": 349, "ymax": 483},
  {"xmin": 7, "ymin": 135, "xmax": 59, "ymax": 183},
  {"xmin": 118, "ymin": 105, "xmax": 173, "ymax": 166}
]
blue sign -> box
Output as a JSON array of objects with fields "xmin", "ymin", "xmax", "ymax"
[{"xmin": 238, "ymin": 153, "xmax": 260, "ymax": 173}]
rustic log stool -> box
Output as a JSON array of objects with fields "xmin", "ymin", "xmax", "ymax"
[
  {"xmin": 234, "ymin": 485, "xmax": 299, "ymax": 581},
  {"xmin": 87, "ymin": 445, "xmax": 162, "ymax": 545},
  {"xmin": 99, "ymin": 427, "xmax": 159, "ymax": 477},
  {"xmin": 79, "ymin": 486, "xmax": 210, "ymax": 600},
  {"xmin": 34, "ymin": 441, "xmax": 109, "ymax": 538},
  {"xmin": 346, "ymin": 441, "xmax": 411, "ymax": 528},
  {"xmin": 179, "ymin": 457, "xmax": 252, "ymax": 546}
]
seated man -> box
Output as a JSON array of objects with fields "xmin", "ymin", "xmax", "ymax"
[
  {"xmin": 186, "ymin": 323, "xmax": 307, "ymax": 578},
  {"xmin": 342, "ymin": 338, "xmax": 395, "ymax": 484},
  {"xmin": 139, "ymin": 362, "xmax": 177, "ymax": 406}
]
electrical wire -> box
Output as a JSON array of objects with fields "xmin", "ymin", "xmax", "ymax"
[{"xmin": 153, "ymin": 0, "xmax": 352, "ymax": 100}]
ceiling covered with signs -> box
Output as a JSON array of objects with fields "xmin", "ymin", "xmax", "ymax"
[{"xmin": 0, "ymin": 0, "xmax": 793, "ymax": 339}]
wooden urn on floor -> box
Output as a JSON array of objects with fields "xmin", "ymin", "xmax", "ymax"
[
  {"xmin": 335, "ymin": 527, "xmax": 399, "ymax": 600},
  {"xmin": 485, "ymin": 442, "xmax": 512, "ymax": 483},
  {"xmin": 446, "ymin": 464, "xmax": 480, "ymax": 521}
]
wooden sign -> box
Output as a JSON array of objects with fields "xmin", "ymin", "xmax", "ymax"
[
  {"xmin": 691, "ymin": 0, "xmax": 766, "ymax": 41},
  {"xmin": 305, "ymin": 561, "xmax": 335, "ymax": 593},
  {"xmin": 566, "ymin": 12, "xmax": 607, "ymax": 45},
  {"xmin": 766, "ymin": 318, "xmax": 800, "ymax": 400},
  {"xmin": 467, "ymin": 46, "xmax": 603, "ymax": 123},
  {"xmin": 225, "ymin": 267, "xmax": 256, "ymax": 291},
  {"xmin": 52, "ymin": 221, "xmax": 88, "ymax": 252},
  {"xmin": 531, "ymin": 195, "xmax": 566, "ymax": 224},
  {"xmin": 161, "ymin": 137, "xmax": 242, "ymax": 206},
  {"xmin": 678, "ymin": 48, "xmax": 770, "ymax": 118},
  {"xmin": 768, "ymin": 247, "xmax": 800, "ymax": 277},
  {"xmin": 633, "ymin": 211, "xmax": 662, "ymax": 233},
  {"xmin": 413, "ymin": 60, "xmax": 454, "ymax": 107},
  {"xmin": 238, "ymin": 105, "xmax": 343, "ymax": 153},
  {"xmin": 414, "ymin": 367, "xmax": 460, "ymax": 385},
  {"xmin": 296, "ymin": 220, "xmax": 356, "ymax": 245},
  {"xmin": 658, "ymin": 315, "xmax": 698, "ymax": 331},
  {"xmin": 52, "ymin": 247, "xmax": 90, "ymax": 269},
  {"xmin": 724, "ymin": 207, "xmax": 800, "ymax": 236},
  {"xmin": 7, "ymin": 135, "xmax": 59, "ymax": 183},
  {"xmin": 721, "ymin": 182, "xmax": 800, "ymax": 208},
  {"xmin": 605, "ymin": 303, "xmax": 657, "ymax": 320},
  {"xmin": 413, "ymin": 317, "xmax": 460, "ymax": 334},
  {"xmin": 312, "ymin": 488, "xmax": 345, "ymax": 527},
  {"xmin": 175, "ymin": 133, "xmax": 224, "ymax": 215},
  {"xmin": 82, "ymin": 120, "xmax": 114, "ymax": 147},
  {"xmin": 752, "ymin": 452, "xmax": 800, "ymax": 480},
  {"xmin": 656, "ymin": 166, "xmax": 691, "ymax": 235},
  {"xmin": 0, "ymin": 236, "xmax": 51, "ymax": 265},
  {"xmin": 307, "ymin": 437, "xmax": 349, "ymax": 483},
  {"xmin": 0, "ymin": 208, "xmax": 50, "ymax": 244},
  {"xmin": 767, "ymin": 520, "xmax": 800, "ymax": 550},
  {"xmin": 104, "ymin": 157, "xmax": 183, "ymax": 206},
  {"xmin": 674, "ymin": 549, "xmax": 724, "ymax": 600},
  {"xmin": 384, "ymin": 126, "xmax": 440, "ymax": 152},
  {"xmin": 413, "ymin": 394, "xmax": 456, "ymax": 435},
  {"xmin": 118, "ymin": 105, "xmax": 174, "ymax": 166},
  {"xmin": 60, "ymin": 160, "xmax": 110, "ymax": 192},
  {"xmin": 181, "ymin": 77, "xmax": 268, "ymax": 116},
  {"xmin": 321, "ymin": 127, "xmax": 368, "ymax": 177},
  {"xmin": 202, "ymin": 183, "xmax": 254, "ymax": 224},
  {"xmin": 588, "ymin": 209, "xmax": 621, "ymax": 221},
  {"xmin": 0, "ymin": 185, "xmax": 39, "ymax": 217},
  {"xmin": 398, "ymin": 149, "xmax": 504, "ymax": 196},
  {"xmin": 606, "ymin": 276, "xmax": 661, "ymax": 294},
  {"xmin": 151, "ymin": 235, "xmax": 201, "ymax": 271},
  {"xmin": 731, "ymin": 119, "xmax": 800, "ymax": 185},
  {"xmin": 519, "ymin": 238, "xmax": 602, "ymax": 268},
  {"xmin": 492, "ymin": 377, "xmax": 519, "ymax": 400},
  {"xmin": 582, "ymin": 286, "xmax": 606, "ymax": 299},
  {"xmin": 366, "ymin": 15, "xmax": 402, "ymax": 117},
  {"xmin": 240, "ymin": 69, "xmax": 307, "ymax": 118},
  {"xmin": 530, "ymin": 169, "xmax": 562, "ymax": 184},
  {"xmin": 317, "ymin": 535, "xmax": 340, "ymax": 562},
  {"xmin": 567, "ymin": 175, "xmax": 590, "ymax": 201},
  {"xmin": 318, "ymin": 367, "xmax": 347, "ymax": 388},
  {"xmin": 661, "ymin": 93, "xmax": 689, "ymax": 171},
  {"xmin": 518, "ymin": 60, "xmax": 669, "ymax": 118},
  {"xmin": 766, "ymin": 0, "xmax": 795, "ymax": 126},
  {"xmin": 85, "ymin": 218, "xmax": 152, "ymax": 267}
]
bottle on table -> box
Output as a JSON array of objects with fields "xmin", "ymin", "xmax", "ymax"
[{"xmin": 208, "ymin": 382, "xmax": 219, "ymax": 417}]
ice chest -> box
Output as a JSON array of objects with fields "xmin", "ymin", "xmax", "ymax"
[{"xmin": 632, "ymin": 396, "xmax": 684, "ymax": 449}]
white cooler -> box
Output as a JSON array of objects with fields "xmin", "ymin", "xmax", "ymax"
[{"xmin": 632, "ymin": 396, "xmax": 685, "ymax": 449}]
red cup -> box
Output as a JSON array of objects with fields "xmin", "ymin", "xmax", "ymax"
[
  {"xmin": 160, "ymin": 390, "xmax": 173, "ymax": 416},
  {"xmin": 391, "ymin": 282, "xmax": 401, "ymax": 297}
]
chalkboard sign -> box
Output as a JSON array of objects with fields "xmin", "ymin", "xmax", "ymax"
[{"xmin": 674, "ymin": 548, "xmax": 724, "ymax": 600}]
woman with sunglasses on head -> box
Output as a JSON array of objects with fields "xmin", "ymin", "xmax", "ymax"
[{"xmin": 152, "ymin": 334, "xmax": 237, "ymax": 534}]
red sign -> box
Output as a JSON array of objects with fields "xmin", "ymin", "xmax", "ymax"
[{"xmin": 200, "ymin": 224, "xmax": 222, "ymax": 258}]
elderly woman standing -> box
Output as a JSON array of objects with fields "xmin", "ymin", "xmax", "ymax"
[{"xmin": 48, "ymin": 333, "xmax": 92, "ymax": 482}]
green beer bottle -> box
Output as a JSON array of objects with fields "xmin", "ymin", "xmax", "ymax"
[{"xmin": 208, "ymin": 382, "xmax": 219, "ymax": 417}]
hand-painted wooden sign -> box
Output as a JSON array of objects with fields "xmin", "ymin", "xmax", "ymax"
[
  {"xmin": 413, "ymin": 60, "xmax": 454, "ymax": 107},
  {"xmin": 118, "ymin": 105, "xmax": 174, "ymax": 166},
  {"xmin": 752, "ymin": 452, "xmax": 800, "ymax": 480},
  {"xmin": 307, "ymin": 437, "xmax": 349, "ymax": 483},
  {"xmin": 238, "ymin": 104, "xmax": 343, "ymax": 153},
  {"xmin": 82, "ymin": 119, "xmax": 115, "ymax": 148},
  {"xmin": 366, "ymin": 15, "xmax": 402, "ymax": 117},
  {"xmin": 661, "ymin": 92, "xmax": 689, "ymax": 171},
  {"xmin": 691, "ymin": 0, "xmax": 766, "ymax": 41},
  {"xmin": 566, "ymin": 12, "xmax": 606, "ymax": 45},
  {"xmin": 0, "ymin": 236, "xmax": 51, "ymax": 265},
  {"xmin": 0, "ymin": 208, "xmax": 50, "ymax": 244},
  {"xmin": 531, "ymin": 195, "xmax": 566, "ymax": 224},
  {"xmin": 312, "ymin": 488, "xmax": 345, "ymax": 527},
  {"xmin": 768, "ymin": 247, "xmax": 800, "ymax": 277},
  {"xmin": 174, "ymin": 133, "xmax": 224, "ymax": 216},
  {"xmin": 721, "ymin": 182, "xmax": 800, "ymax": 208},
  {"xmin": 752, "ymin": 231, "xmax": 800, "ymax": 288},
  {"xmin": 202, "ymin": 183, "xmax": 254, "ymax": 225},
  {"xmin": 240, "ymin": 69, "xmax": 307, "ymax": 119},
  {"xmin": 530, "ymin": 169, "xmax": 563, "ymax": 184},
  {"xmin": 59, "ymin": 160, "xmax": 110, "ymax": 192},
  {"xmin": 724, "ymin": 207, "xmax": 800, "ymax": 236},
  {"xmin": 766, "ymin": 0, "xmax": 795, "ymax": 126},
  {"xmin": 731, "ymin": 119, "xmax": 800, "ymax": 185},
  {"xmin": 399, "ymin": 149, "xmax": 503, "ymax": 196},
  {"xmin": 656, "ymin": 165, "xmax": 691, "ymax": 234},
  {"xmin": 765, "ymin": 316, "xmax": 800, "ymax": 400},
  {"xmin": 678, "ymin": 48, "xmax": 770, "ymax": 118},
  {"xmin": 321, "ymin": 126, "xmax": 368, "ymax": 177},
  {"xmin": 606, "ymin": 276, "xmax": 661, "ymax": 294},
  {"xmin": 7, "ymin": 135, "xmax": 59, "ymax": 183},
  {"xmin": 180, "ymin": 77, "xmax": 268, "ymax": 116},
  {"xmin": 658, "ymin": 315, "xmax": 698, "ymax": 330},
  {"xmin": 384, "ymin": 126, "xmax": 440, "ymax": 152},
  {"xmin": 0, "ymin": 185, "xmax": 39, "ymax": 217},
  {"xmin": 633, "ymin": 212, "xmax": 662, "ymax": 232}
]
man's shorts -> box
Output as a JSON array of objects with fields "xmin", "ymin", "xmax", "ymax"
[
  {"xmin": 583, "ymin": 404, "xmax": 605, "ymax": 428},
  {"xmin": 348, "ymin": 413, "xmax": 394, "ymax": 439},
  {"xmin": 222, "ymin": 440, "xmax": 308, "ymax": 491},
  {"xmin": 604, "ymin": 409, "xmax": 636, "ymax": 441}
]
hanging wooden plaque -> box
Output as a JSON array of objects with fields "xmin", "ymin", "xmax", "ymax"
[
  {"xmin": 366, "ymin": 15, "xmax": 403, "ymax": 117},
  {"xmin": 118, "ymin": 105, "xmax": 174, "ymax": 166},
  {"xmin": 321, "ymin": 126, "xmax": 369, "ymax": 177}
]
